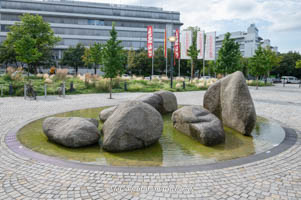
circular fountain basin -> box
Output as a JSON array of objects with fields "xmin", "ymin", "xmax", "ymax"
[{"xmin": 16, "ymin": 106, "xmax": 286, "ymax": 167}]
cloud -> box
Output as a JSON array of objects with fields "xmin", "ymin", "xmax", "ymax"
[{"xmin": 78, "ymin": 0, "xmax": 301, "ymax": 52}]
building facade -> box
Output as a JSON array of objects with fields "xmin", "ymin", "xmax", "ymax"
[
  {"xmin": 0, "ymin": 0, "xmax": 182, "ymax": 60},
  {"xmin": 216, "ymin": 24, "xmax": 278, "ymax": 58}
]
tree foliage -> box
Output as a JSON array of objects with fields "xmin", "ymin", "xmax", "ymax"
[
  {"xmin": 296, "ymin": 60, "xmax": 301, "ymax": 69},
  {"xmin": 249, "ymin": 46, "xmax": 282, "ymax": 89},
  {"xmin": 60, "ymin": 43, "xmax": 85, "ymax": 75},
  {"xmin": 216, "ymin": 32, "xmax": 241, "ymax": 75},
  {"xmin": 263, "ymin": 46, "xmax": 282, "ymax": 76},
  {"xmin": 127, "ymin": 48, "xmax": 136, "ymax": 71},
  {"xmin": 271, "ymin": 51, "xmax": 301, "ymax": 78},
  {"xmin": 0, "ymin": 43, "xmax": 18, "ymax": 68},
  {"xmin": 4, "ymin": 14, "xmax": 60, "ymax": 73},
  {"xmin": 154, "ymin": 46, "xmax": 166, "ymax": 74},
  {"xmin": 82, "ymin": 42, "xmax": 103, "ymax": 74},
  {"xmin": 102, "ymin": 23, "xmax": 124, "ymax": 98},
  {"xmin": 249, "ymin": 46, "xmax": 266, "ymax": 77}
]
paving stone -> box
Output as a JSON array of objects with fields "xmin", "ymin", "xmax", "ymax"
[{"xmin": 0, "ymin": 86, "xmax": 300, "ymax": 199}]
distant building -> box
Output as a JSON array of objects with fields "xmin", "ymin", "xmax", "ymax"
[
  {"xmin": 0, "ymin": 0, "xmax": 182, "ymax": 60},
  {"xmin": 216, "ymin": 24, "xmax": 278, "ymax": 58}
]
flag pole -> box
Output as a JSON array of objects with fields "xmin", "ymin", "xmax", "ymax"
[
  {"xmin": 178, "ymin": 58, "xmax": 180, "ymax": 77},
  {"xmin": 166, "ymin": 56, "xmax": 168, "ymax": 77},
  {"xmin": 203, "ymin": 31, "xmax": 206, "ymax": 78}
]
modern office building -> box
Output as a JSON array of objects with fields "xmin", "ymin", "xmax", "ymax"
[
  {"xmin": 0, "ymin": 0, "xmax": 182, "ymax": 60},
  {"xmin": 216, "ymin": 24, "xmax": 278, "ymax": 58}
]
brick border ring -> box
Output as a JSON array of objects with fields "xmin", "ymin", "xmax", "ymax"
[{"xmin": 5, "ymin": 108, "xmax": 298, "ymax": 173}]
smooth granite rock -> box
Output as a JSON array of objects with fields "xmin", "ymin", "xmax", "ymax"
[
  {"xmin": 99, "ymin": 106, "xmax": 117, "ymax": 122},
  {"xmin": 43, "ymin": 117, "xmax": 100, "ymax": 148},
  {"xmin": 172, "ymin": 106, "xmax": 225, "ymax": 146},
  {"xmin": 203, "ymin": 71, "xmax": 256, "ymax": 136},
  {"xmin": 102, "ymin": 101, "xmax": 163, "ymax": 152},
  {"xmin": 154, "ymin": 90, "xmax": 178, "ymax": 114}
]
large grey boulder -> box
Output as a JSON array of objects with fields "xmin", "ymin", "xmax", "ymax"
[
  {"xmin": 43, "ymin": 117, "xmax": 100, "ymax": 148},
  {"xmin": 136, "ymin": 90, "xmax": 178, "ymax": 114},
  {"xmin": 99, "ymin": 91, "xmax": 178, "ymax": 123},
  {"xmin": 136, "ymin": 93, "xmax": 163, "ymax": 112},
  {"xmin": 172, "ymin": 106, "xmax": 225, "ymax": 146},
  {"xmin": 99, "ymin": 106, "xmax": 117, "ymax": 122},
  {"xmin": 102, "ymin": 101, "xmax": 163, "ymax": 152},
  {"xmin": 154, "ymin": 90, "xmax": 178, "ymax": 114},
  {"xmin": 204, "ymin": 71, "xmax": 256, "ymax": 136}
]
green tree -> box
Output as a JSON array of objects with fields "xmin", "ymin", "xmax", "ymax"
[
  {"xmin": 296, "ymin": 60, "xmax": 301, "ymax": 69},
  {"xmin": 128, "ymin": 49, "xmax": 151, "ymax": 76},
  {"xmin": 271, "ymin": 51, "xmax": 301, "ymax": 78},
  {"xmin": 248, "ymin": 46, "xmax": 266, "ymax": 89},
  {"xmin": 102, "ymin": 23, "xmax": 124, "ymax": 99},
  {"xmin": 0, "ymin": 44, "xmax": 18, "ymax": 68},
  {"xmin": 127, "ymin": 48, "xmax": 136, "ymax": 72},
  {"xmin": 154, "ymin": 46, "xmax": 166, "ymax": 74},
  {"xmin": 216, "ymin": 32, "xmax": 241, "ymax": 75},
  {"xmin": 187, "ymin": 26, "xmax": 200, "ymax": 78},
  {"xmin": 82, "ymin": 42, "xmax": 103, "ymax": 74},
  {"xmin": 263, "ymin": 46, "xmax": 282, "ymax": 77},
  {"xmin": 14, "ymin": 35, "xmax": 42, "ymax": 69},
  {"xmin": 5, "ymin": 14, "xmax": 60, "ymax": 74},
  {"xmin": 240, "ymin": 57, "xmax": 249, "ymax": 77},
  {"xmin": 60, "ymin": 43, "xmax": 85, "ymax": 75}
]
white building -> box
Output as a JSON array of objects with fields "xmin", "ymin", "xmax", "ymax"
[{"xmin": 216, "ymin": 24, "xmax": 278, "ymax": 58}]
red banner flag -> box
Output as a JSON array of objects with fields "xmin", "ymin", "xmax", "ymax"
[
  {"xmin": 174, "ymin": 29, "xmax": 180, "ymax": 59},
  {"xmin": 147, "ymin": 26, "xmax": 153, "ymax": 58}
]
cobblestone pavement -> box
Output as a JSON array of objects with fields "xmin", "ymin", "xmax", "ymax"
[{"xmin": 0, "ymin": 84, "xmax": 300, "ymax": 200}]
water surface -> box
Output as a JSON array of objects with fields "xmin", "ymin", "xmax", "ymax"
[{"xmin": 17, "ymin": 107, "xmax": 285, "ymax": 167}]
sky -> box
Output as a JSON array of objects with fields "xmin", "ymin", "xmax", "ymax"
[{"xmin": 80, "ymin": 0, "xmax": 301, "ymax": 53}]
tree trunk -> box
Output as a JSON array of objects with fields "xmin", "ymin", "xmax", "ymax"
[
  {"xmin": 94, "ymin": 66, "xmax": 97, "ymax": 75},
  {"xmin": 191, "ymin": 60, "xmax": 194, "ymax": 79},
  {"xmin": 34, "ymin": 65, "xmax": 38, "ymax": 75},
  {"xmin": 256, "ymin": 76, "xmax": 259, "ymax": 90},
  {"xmin": 75, "ymin": 67, "xmax": 78, "ymax": 75},
  {"xmin": 109, "ymin": 78, "xmax": 112, "ymax": 99},
  {"xmin": 27, "ymin": 65, "xmax": 30, "ymax": 77}
]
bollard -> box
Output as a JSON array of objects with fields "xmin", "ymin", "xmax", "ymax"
[
  {"xmin": 24, "ymin": 84, "xmax": 27, "ymax": 99},
  {"xmin": 183, "ymin": 81, "xmax": 186, "ymax": 89},
  {"xmin": 44, "ymin": 84, "xmax": 47, "ymax": 98},
  {"xmin": 1, "ymin": 85, "xmax": 3, "ymax": 97},
  {"xmin": 70, "ymin": 81, "xmax": 74, "ymax": 92},
  {"xmin": 63, "ymin": 81, "xmax": 66, "ymax": 97},
  {"xmin": 9, "ymin": 84, "xmax": 13, "ymax": 96},
  {"xmin": 124, "ymin": 81, "xmax": 127, "ymax": 91}
]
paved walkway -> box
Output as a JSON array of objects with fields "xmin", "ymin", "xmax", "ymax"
[{"xmin": 0, "ymin": 85, "xmax": 300, "ymax": 200}]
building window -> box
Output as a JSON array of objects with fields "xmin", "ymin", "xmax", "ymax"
[
  {"xmin": 96, "ymin": 20, "xmax": 104, "ymax": 26},
  {"xmin": 88, "ymin": 19, "xmax": 104, "ymax": 26},
  {"xmin": 88, "ymin": 19, "xmax": 95, "ymax": 25}
]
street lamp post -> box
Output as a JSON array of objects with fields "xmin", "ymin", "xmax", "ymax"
[{"xmin": 169, "ymin": 36, "xmax": 176, "ymax": 88}]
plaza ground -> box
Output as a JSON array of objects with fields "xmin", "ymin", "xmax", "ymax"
[{"xmin": 0, "ymin": 84, "xmax": 300, "ymax": 199}]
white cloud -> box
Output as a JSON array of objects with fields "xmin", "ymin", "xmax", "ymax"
[{"xmin": 77, "ymin": 0, "xmax": 301, "ymax": 52}]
